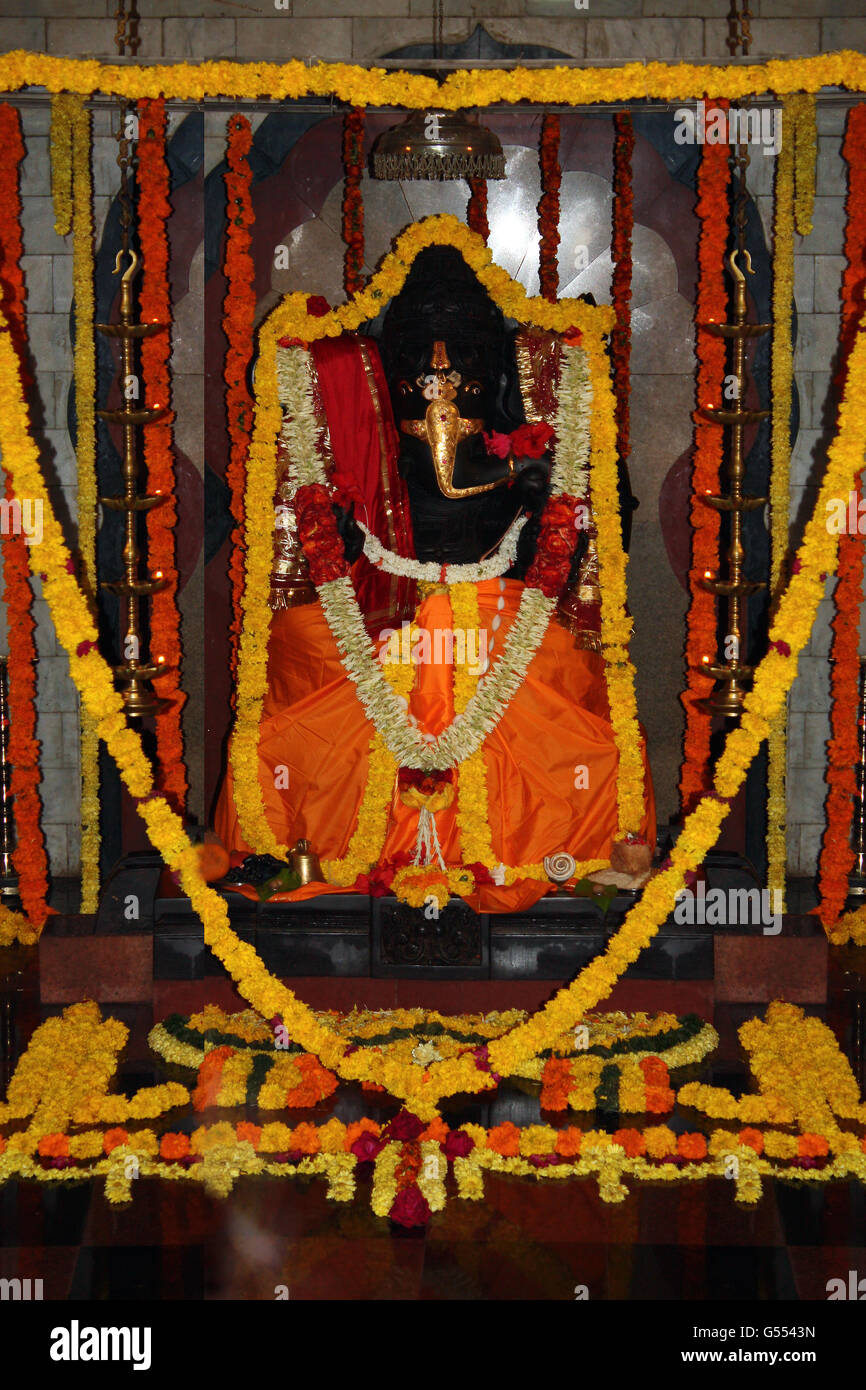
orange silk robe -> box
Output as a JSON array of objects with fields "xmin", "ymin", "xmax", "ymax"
[{"xmin": 215, "ymin": 577, "xmax": 655, "ymax": 913}]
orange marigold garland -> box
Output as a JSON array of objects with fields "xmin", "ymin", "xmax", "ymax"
[
  {"xmin": 679, "ymin": 120, "xmax": 730, "ymax": 814},
  {"xmin": 611, "ymin": 112, "xmax": 634, "ymax": 465},
  {"xmin": 466, "ymin": 177, "xmax": 489, "ymax": 242},
  {"xmin": 816, "ymin": 103, "xmax": 866, "ymax": 927},
  {"xmin": 342, "ymin": 107, "xmax": 365, "ymax": 298},
  {"xmin": 0, "ymin": 102, "xmax": 48, "ymax": 936},
  {"xmin": 137, "ymin": 96, "xmax": 187, "ymax": 813},
  {"xmin": 223, "ymin": 112, "xmax": 256, "ymax": 690},
  {"xmin": 538, "ymin": 113, "xmax": 561, "ymax": 302}
]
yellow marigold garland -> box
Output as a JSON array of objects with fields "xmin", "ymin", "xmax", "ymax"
[
  {"xmin": 322, "ymin": 599, "xmax": 416, "ymax": 887},
  {"xmin": 50, "ymin": 94, "xmax": 100, "ymax": 911},
  {"xmin": 322, "ymin": 732, "xmax": 397, "ymax": 887},
  {"xmin": 266, "ymin": 216, "xmax": 615, "ymax": 345},
  {"xmin": 451, "ymin": 581, "xmax": 498, "ymax": 870},
  {"xmin": 2, "ymin": 52, "xmax": 866, "ymax": 107},
  {"xmin": 582, "ymin": 332, "xmax": 645, "ymax": 835},
  {"xmin": 792, "ymin": 94, "xmax": 817, "ymax": 237},
  {"xmin": 231, "ymin": 327, "xmax": 285, "ymax": 857},
  {"xmin": 766, "ymin": 98, "xmax": 798, "ymax": 912}
]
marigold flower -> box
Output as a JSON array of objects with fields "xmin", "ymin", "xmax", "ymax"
[
  {"xmin": 289, "ymin": 1122, "xmax": 321, "ymax": 1155},
  {"xmin": 486, "ymin": 1122, "xmax": 521, "ymax": 1157},
  {"xmin": 677, "ymin": 1132, "xmax": 707, "ymax": 1160},
  {"xmin": 612, "ymin": 1127, "xmax": 645, "ymax": 1157},
  {"xmin": 235, "ymin": 1121, "xmax": 262, "ymax": 1148},
  {"xmin": 103, "ymin": 1127, "xmax": 130, "ymax": 1154},
  {"xmin": 738, "ymin": 1127, "xmax": 765, "ymax": 1154},
  {"xmin": 159, "ymin": 1132, "xmax": 191, "ymax": 1161},
  {"xmin": 644, "ymin": 1125, "xmax": 677, "ymax": 1158},
  {"xmin": 554, "ymin": 1127, "xmax": 582, "ymax": 1157},
  {"xmin": 37, "ymin": 1133, "xmax": 69, "ymax": 1159},
  {"xmin": 798, "ymin": 1132, "xmax": 829, "ymax": 1158}
]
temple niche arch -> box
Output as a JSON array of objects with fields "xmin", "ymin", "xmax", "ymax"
[{"xmin": 222, "ymin": 110, "xmax": 705, "ymax": 828}]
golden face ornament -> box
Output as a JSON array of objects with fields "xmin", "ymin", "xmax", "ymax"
[{"xmin": 399, "ymin": 340, "xmax": 510, "ymax": 499}]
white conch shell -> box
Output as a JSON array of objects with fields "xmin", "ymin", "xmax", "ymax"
[{"xmin": 544, "ymin": 852, "xmax": 577, "ymax": 884}]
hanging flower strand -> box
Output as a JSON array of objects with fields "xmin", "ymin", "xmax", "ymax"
[
  {"xmin": 0, "ymin": 102, "xmax": 48, "ymax": 941},
  {"xmin": 223, "ymin": 112, "xmax": 256, "ymax": 690},
  {"xmin": 538, "ymin": 113, "xmax": 561, "ymax": 302},
  {"xmin": 342, "ymin": 107, "xmax": 365, "ymax": 298},
  {"xmin": 610, "ymin": 111, "xmax": 634, "ymax": 465},
  {"xmin": 51, "ymin": 94, "xmax": 101, "ymax": 911},
  {"xmin": 766, "ymin": 96, "xmax": 804, "ymax": 911},
  {"xmin": 679, "ymin": 117, "xmax": 730, "ymax": 814},
  {"xmin": 137, "ymin": 96, "xmax": 187, "ymax": 814},
  {"xmin": 816, "ymin": 102, "xmax": 866, "ymax": 929},
  {"xmin": 466, "ymin": 177, "xmax": 489, "ymax": 242}
]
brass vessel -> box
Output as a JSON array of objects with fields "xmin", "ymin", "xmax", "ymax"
[{"xmin": 289, "ymin": 838, "xmax": 324, "ymax": 886}]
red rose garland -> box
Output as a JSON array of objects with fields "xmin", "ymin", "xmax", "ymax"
[
  {"xmin": 342, "ymin": 107, "xmax": 365, "ymax": 298},
  {"xmin": 137, "ymin": 96, "xmax": 187, "ymax": 813},
  {"xmin": 223, "ymin": 112, "xmax": 256, "ymax": 692},
  {"xmin": 524, "ymin": 493, "xmax": 583, "ymax": 598},
  {"xmin": 816, "ymin": 103, "xmax": 866, "ymax": 925},
  {"xmin": 611, "ymin": 112, "xmax": 634, "ymax": 465},
  {"xmin": 538, "ymin": 114, "xmax": 561, "ymax": 303},
  {"xmin": 295, "ymin": 483, "xmax": 351, "ymax": 588},
  {"xmin": 679, "ymin": 118, "xmax": 730, "ymax": 814},
  {"xmin": 0, "ymin": 102, "xmax": 49, "ymax": 929},
  {"xmin": 466, "ymin": 177, "xmax": 489, "ymax": 242}
]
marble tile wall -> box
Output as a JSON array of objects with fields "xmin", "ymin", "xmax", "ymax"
[{"xmin": 0, "ymin": 7, "xmax": 864, "ymax": 878}]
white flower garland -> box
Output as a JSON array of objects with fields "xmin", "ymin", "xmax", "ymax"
[
  {"xmin": 275, "ymin": 341, "xmax": 591, "ymax": 772},
  {"xmin": 356, "ymin": 513, "xmax": 528, "ymax": 584},
  {"xmin": 550, "ymin": 341, "xmax": 592, "ymax": 499}
]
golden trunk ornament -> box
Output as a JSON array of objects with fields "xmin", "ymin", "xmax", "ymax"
[{"xmin": 400, "ymin": 339, "xmax": 505, "ymax": 499}]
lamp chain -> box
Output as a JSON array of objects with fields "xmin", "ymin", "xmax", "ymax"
[
  {"xmin": 434, "ymin": 0, "xmax": 444, "ymax": 60},
  {"xmin": 726, "ymin": 0, "xmax": 752, "ymax": 57}
]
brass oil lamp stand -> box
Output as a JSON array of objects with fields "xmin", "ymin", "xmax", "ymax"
[
  {"xmin": 696, "ymin": 249, "xmax": 769, "ymax": 717},
  {"xmin": 96, "ymin": 249, "xmax": 170, "ymax": 718},
  {"xmin": 0, "ymin": 658, "xmax": 20, "ymax": 908}
]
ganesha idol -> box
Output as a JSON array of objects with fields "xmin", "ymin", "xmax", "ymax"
[{"xmin": 214, "ymin": 243, "xmax": 655, "ymax": 911}]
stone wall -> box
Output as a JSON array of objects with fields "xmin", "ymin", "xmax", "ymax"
[
  {"xmin": 0, "ymin": 4, "xmax": 864, "ymax": 878},
  {"xmin": 0, "ymin": 0, "xmax": 862, "ymax": 65}
]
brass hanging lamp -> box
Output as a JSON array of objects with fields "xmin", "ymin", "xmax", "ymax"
[
  {"xmin": 96, "ymin": 45, "xmax": 170, "ymax": 720},
  {"xmin": 372, "ymin": 110, "xmax": 506, "ymax": 182},
  {"xmin": 371, "ymin": 0, "xmax": 504, "ymax": 182}
]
